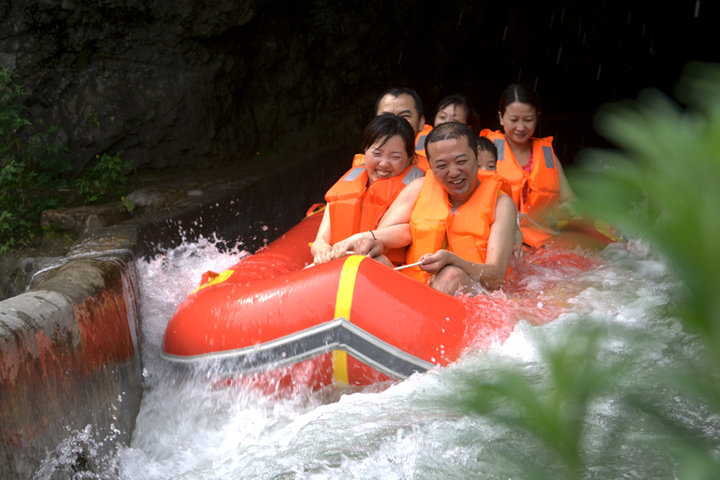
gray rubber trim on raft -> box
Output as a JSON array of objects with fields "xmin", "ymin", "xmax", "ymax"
[{"xmin": 161, "ymin": 317, "xmax": 436, "ymax": 380}]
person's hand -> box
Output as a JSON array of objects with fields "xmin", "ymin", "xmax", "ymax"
[
  {"xmin": 512, "ymin": 225, "xmax": 524, "ymax": 260},
  {"xmin": 557, "ymin": 200, "xmax": 578, "ymax": 218},
  {"xmin": 419, "ymin": 249, "xmax": 454, "ymax": 275},
  {"xmin": 512, "ymin": 241, "xmax": 524, "ymax": 260},
  {"xmin": 353, "ymin": 236, "xmax": 383, "ymax": 258},
  {"xmin": 331, "ymin": 235, "xmax": 359, "ymax": 258},
  {"xmin": 313, "ymin": 244, "xmax": 336, "ymax": 265}
]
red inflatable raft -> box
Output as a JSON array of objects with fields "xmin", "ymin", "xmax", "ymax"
[{"xmin": 161, "ymin": 208, "xmax": 615, "ymax": 391}]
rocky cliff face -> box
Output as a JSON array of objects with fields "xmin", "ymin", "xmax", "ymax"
[
  {"xmin": 0, "ymin": 0, "xmax": 372, "ymax": 171},
  {"xmin": 0, "ymin": 1, "xmax": 713, "ymax": 171},
  {"xmin": 2, "ymin": 0, "xmax": 259, "ymax": 169}
]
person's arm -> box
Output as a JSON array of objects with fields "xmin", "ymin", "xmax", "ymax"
[
  {"xmin": 482, "ymin": 193, "xmax": 518, "ymax": 286},
  {"xmin": 330, "ymin": 177, "xmax": 422, "ymax": 257},
  {"xmin": 351, "ymin": 236, "xmax": 394, "ymax": 268},
  {"xmin": 512, "ymin": 218, "xmax": 524, "ymax": 259},
  {"xmin": 310, "ymin": 207, "xmax": 337, "ymax": 265},
  {"xmin": 556, "ymin": 156, "xmax": 576, "ymax": 204},
  {"xmin": 372, "ymin": 223, "xmax": 412, "ymax": 248},
  {"xmin": 331, "ymin": 222, "xmax": 412, "ymax": 257},
  {"xmin": 418, "ymin": 194, "xmax": 517, "ymax": 291}
]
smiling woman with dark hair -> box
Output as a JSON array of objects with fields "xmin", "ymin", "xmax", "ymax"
[{"xmin": 311, "ymin": 113, "xmax": 424, "ymax": 266}]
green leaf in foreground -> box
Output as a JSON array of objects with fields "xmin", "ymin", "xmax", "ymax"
[{"xmin": 449, "ymin": 62, "xmax": 720, "ymax": 480}]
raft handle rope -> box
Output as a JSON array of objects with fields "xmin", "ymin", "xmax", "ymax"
[
  {"xmin": 304, "ymin": 251, "xmax": 355, "ymax": 269},
  {"xmin": 393, "ymin": 261, "xmax": 423, "ymax": 271},
  {"xmin": 306, "ymin": 254, "xmax": 422, "ymax": 272}
]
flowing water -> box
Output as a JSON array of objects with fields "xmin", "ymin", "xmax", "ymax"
[{"xmin": 36, "ymin": 233, "xmax": 715, "ymax": 479}]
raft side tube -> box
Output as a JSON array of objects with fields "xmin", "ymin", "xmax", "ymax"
[
  {"xmin": 350, "ymin": 258, "xmax": 471, "ymax": 364},
  {"xmin": 210, "ymin": 211, "xmax": 321, "ymax": 286},
  {"xmin": 161, "ymin": 316, "xmax": 435, "ymax": 380},
  {"xmin": 162, "ymin": 259, "xmax": 343, "ymax": 356},
  {"xmin": 163, "ymin": 255, "xmax": 471, "ymax": 384}
]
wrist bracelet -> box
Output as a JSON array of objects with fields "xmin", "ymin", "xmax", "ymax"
[{"xmin": 369, "ymin": 230, "xmax": 376, "ymax": 240}]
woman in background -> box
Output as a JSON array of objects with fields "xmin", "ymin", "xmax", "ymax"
[
  {"xmin": 481, "ymin": 83, "xmax": 575, "ymax": 248},
  {"xmin": 433, "ymin": 93, "xmax": 478, "ymax": 132}
]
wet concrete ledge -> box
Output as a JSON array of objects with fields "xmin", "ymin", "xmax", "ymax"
[{"xmin": 0, "ymin": 145, "xmax": 352, "ymax": 479}]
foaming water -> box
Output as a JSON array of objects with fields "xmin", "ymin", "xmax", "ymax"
[
  {"xmin": 39, "ymin": 235, "xmax": 701, "ymax": 479},
  {"xmin": 134, "ymin": 236, "xmax": 249, "ymax": 362}
]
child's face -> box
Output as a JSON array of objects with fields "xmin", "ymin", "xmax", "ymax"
[{"xmin": 477, "ymin": 148, "xmax": 497, "ymax": 171}]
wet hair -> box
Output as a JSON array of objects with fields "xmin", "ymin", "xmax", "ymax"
[
  {"xmin": 476, "ymin": 135, "xmax": 498, "ymax": 160},
  {"xmin": 362, "ymin": 113, "xmax": 416, "ymax": 160},
  {"xmin": 435, "ymin": 94, "xmax": 472, "ymax": 123},
  {"xmin": 498, "ymin": 83, "xmax": 541, "ymax": 116},
  {"xmin": 374, "ymin": 87, "xmax": 424, "ymax": 118},
  {"xmin": 423, "ymin": 121, "xmax": 477, "ymax": 162}
]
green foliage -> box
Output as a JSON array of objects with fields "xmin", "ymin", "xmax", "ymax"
[
  {"xmin": 0, "ymin": 67, "xmax": 132, "ymax": 252},
  {"xmin": 81, "ymin": 10, "xmax": 102, "ymax": 25},
  {"xmin": 571, "ymin": 61, "xmax": 720, "ymax": 480},
  {"xmin": 449, "ymin": 323, "xmax": 638, "ymax": 480},
  {"xmin": 87, "ymin": 113, "xmax": 100, "ymax": 127},
  {"xmin": 450, "ymin": 62, "xmax": 720, "ymax": 479},
  {"xmin": 78, "ymin": 4, "xmax": 103, "ymax": 25},
  {"xmin": 0, "ymin": 68, "xmax": 70, "ymax": 252},
  {"xmin": 121, "ymin": 196, "xmax": 135, "ymax": 214},
  {"xmin": 573, "ymin": 61, "xmax": 720, "ymax": 341},
  {"xmin": 76, "ymin": 152, "xmax": 132, "ymax": 204},
  {"xmin": 0, "ymin": 73, "xmax": 31, "ymax": 158}
]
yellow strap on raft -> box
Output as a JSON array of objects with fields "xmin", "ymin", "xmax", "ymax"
[
  {"xmin": 332, "ymin": 255, "xmax": 364, "ymax": 384},
  {"xmin": 193, "ymin": 269, "xmax": 234, "ymax": 293}
]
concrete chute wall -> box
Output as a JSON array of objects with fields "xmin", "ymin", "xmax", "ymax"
[{"xmin": 0, "ymin": 146, "xmax": 350, "ymax": 478}]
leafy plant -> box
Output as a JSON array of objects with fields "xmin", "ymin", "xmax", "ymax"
[
  {"xmin": 450, "ymin": 62, "xmax": 720, "ymax": 479},
  {"xmin": 454, "ymin": 324, "xmax": 630, "ymax": 480},
  {"xmin": 76, "ymin": 152, "xmax": 132, "ymax": 204},
  {"xmin": 0, "ymin": 68, "xmax": 70, "ymax": 251},
  {"xmin": 121, "ymin": 196, "xmax": 135, "ymax": 214},
  {"xmin": 571, "ymin": 62, "xmax": 720, "ymax": 478},
  {"xmin": 0, "ymin": 68, "xmax": 133, "ymax": 252},
  {"xmin": 575, "ymin": 62, "xmax": 720, "ymax": 341}
]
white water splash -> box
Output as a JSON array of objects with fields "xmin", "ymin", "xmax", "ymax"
[{"xmin": 37, "ymin": 235, "xmax": 699, "ymax": 479}]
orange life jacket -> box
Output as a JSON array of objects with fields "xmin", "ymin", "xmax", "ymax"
[
  {"xmin": 351, "ymin": 153, "xmax": 366, "ymax": 168},
  {"xmin": 480, "ymin": 129, "xmax": 560, "ymax": 247},
  {"xmin": 325, "ymin": 164, "xmax": 424, "ymax": 264},
  {"xmin": 414, "ymin": 124, "xmax": 433, "ymax": 172},
  {"xmin": 404, "ymin": 170, "xmax": 502, "ymax": 284}
]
